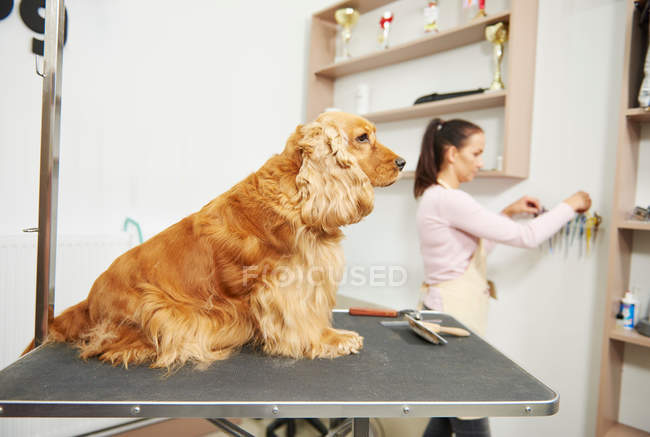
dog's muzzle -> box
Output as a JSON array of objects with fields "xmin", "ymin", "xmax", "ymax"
[{"xmin": 394, "ymin": 158, "xmax": 406, "ymax": 171}]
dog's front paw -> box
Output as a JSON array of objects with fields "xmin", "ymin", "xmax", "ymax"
[{"xmin": 312, "ymin": 328, "xmax": 363, "ymax": 358}]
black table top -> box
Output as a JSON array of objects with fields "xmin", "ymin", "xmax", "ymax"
[{"xmin": 0, "ymin": 311, "xmax": 558, "ymax": 418}]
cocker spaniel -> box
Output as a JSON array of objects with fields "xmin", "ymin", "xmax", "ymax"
[{"xmin": 24, "ymin": 111, "xmax": 405, "ymax": 369}]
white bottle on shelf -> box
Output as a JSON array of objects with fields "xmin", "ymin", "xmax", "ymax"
[
  {"xmin": 355, "ymin": 84, "xmax": 369, "ymax": 115},
  {"xmin": 621, "ymin": 290, "xmax": 639, "ymax": 330}
]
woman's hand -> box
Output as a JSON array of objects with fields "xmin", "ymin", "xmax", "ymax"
[
  {"xmin": 502, "ymin": 196, "xmax": 542, "ymax": 217},
  {"xmin": 564, "ymin": 191, "xmax": 592, "ymax": 213}
]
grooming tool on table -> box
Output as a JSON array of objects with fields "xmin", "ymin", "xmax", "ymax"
[
  {"xmin": 420, "ymin": 321, "xmax": 470, "ymax": 337},
  {"xmin": 349, "ymin": 308, "xmax": 468, "ymax": 344},
  {"xmin": 379, "ymin": 319, "xmax": 469, "ymax": 337},
  {"xmin": 348, "ymin": 307, "xmax": 418, "ymax": 318},
  {"xmin": 404, "ymin": 313, "xmax": 447, "ymax": 344}
]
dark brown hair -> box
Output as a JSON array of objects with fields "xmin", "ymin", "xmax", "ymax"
[{"xmin": 413, "ymin": 118, "xmax": 483, "ymax": 198}]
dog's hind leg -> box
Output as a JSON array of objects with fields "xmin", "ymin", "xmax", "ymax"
[
  {"xmin": 138, "ymin": 283, "xmax": 255, "ymax": 370},
  {"xmin": 93, "ymin": 325, "xmax": 157, "ymax": 368}
]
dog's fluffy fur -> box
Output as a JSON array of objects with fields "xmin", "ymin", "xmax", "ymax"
[{"xmin": 23, "ymin": 111, "xmax": 404, "ymax": 369}]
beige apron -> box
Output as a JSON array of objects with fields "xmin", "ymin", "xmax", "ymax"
[
  {"xmin": 418, "ymin": 180, "xmax": 493, "ymax": 337},
  {"xmin": 420, "ymin": 240, "xmax": 490, "ymax": 336},
  {"xmin": 420, "ymin": 240, "xmax": 492, "ymax": 421}
]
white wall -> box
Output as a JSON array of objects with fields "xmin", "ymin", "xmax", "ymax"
[
  {"xmin": 334, "ymin": 0, "xmax": 648, "ymax": 436},
  {"xmin": 0, "ymin": 0, "xmax": 333, "ymax": 238},
  {"xmin": 0, "ymin": 0, "xmax": 646, "ymax": 436},
  {"xmin": 0, "ymin": 1, "xmax": 332, "ymax": 435}
]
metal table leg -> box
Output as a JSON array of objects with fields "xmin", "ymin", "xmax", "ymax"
[
  {"xmin": 353, "ymin": 418, "xmax": 369, "ymax": 437},
  {"xmin": 206, "ymin": 418, "xmax": 255, "ymax": 437}
]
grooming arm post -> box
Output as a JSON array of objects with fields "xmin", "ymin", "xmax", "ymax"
[{"xmin": 35, "ymin": 0, "xmax": 65, "ymax": 346}]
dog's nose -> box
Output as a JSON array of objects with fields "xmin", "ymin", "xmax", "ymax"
[{"xmin": 395, "ymin": 157, "xmax": 406, "ymax": 171}]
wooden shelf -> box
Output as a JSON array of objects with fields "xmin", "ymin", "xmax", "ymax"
[
  {"xmin": 625, "ymin": 107, "xmax": 650, "ymax": 122},
  {"xmin": 593, "ymin": 2, "xmax": 650, "ymax": 436},
  {"xmin": 313, "ymin": 0, "xmax": 394, "ymax": 23},
  {"xmin": 363, "ymin": 90, "xmax": 505, "ymax": 124},
  {"xmin": 610, "ymin": 326, "xmax": 650, "ymax": 348},
  {"xmin": 315, "ymin": 12, "xmax": 510, "ymax": 79},
  {"xmin": 400, "ymin": 169, "xmax": 521, "ymax": 180},
  {"xmin": 604, "ymin": 422, "xmax": 650, "ymax": 437},
  {"xmin": 307, "ymin": 1, "xmax": 536, "ymax": 179},
  {"xmin": 618, "ymin": 220, "xmax": 650, "ymax": 231}
]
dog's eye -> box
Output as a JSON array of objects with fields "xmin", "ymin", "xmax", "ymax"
[{"xmin": 356, "ymin": 133, "xmax": 369, "ymax": 143}]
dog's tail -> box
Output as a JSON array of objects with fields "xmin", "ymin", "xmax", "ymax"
[{"xmin": 21, "ymin": 299, "xmax": 91, "ymax": 356}]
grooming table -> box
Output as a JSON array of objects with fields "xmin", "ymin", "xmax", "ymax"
[{"xmin": 0, "ymin": 310, "xmax": 558, "ymax": 436}]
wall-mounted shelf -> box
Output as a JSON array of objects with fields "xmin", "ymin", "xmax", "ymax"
[
  {"xmin": 626, "ymin": 107, "xmax": 650, "ymax": 122},
  {"xmin": 364, "ymin": 91, "xmax": 506, "ymax": 124},
  {"xmin": 400, "ymin": 169, "xmax": 514, "ymax": 180},
  {"xmin": 610, "ymin": 326, "xmax": 650, "ymax": 348},
  {"xmin": 605, "ymin": 422, "xmax": 650, "ymax": 437},
  {"xmin": 307, "ymin": 1, "xmax": 538, "ymax": 179},
  {"xmin": 618, "ymin": 220, "xmax": 650, "ymax": 231},
  {"xmin": 596, "ymin": 1, "xmax": 650, "ymax": 435},
  {"xmin": 315, "ymin": 12, "xmax": 510, "ymax": 79}
]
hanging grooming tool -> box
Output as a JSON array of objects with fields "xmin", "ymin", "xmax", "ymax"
[
  {"xmin": 586, "ymin": 214, "xmax": 595, "ymax": 255},
  {"xmin": 564, "ymin": 220, "xmax": 571, "ymax": 254},
  {"xmin": 592, "ymin": 212, "xmax": 602, "ymax": 244},
  {"xmin": 570, "ymin": 215, "xmax": 580, "ymax": 246},
  {"xmin": 579, "ymin": 214, "xmax": 586, "ymax": 256}
]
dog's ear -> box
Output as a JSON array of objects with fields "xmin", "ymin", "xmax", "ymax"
[
  {"xmin": 322, "ymin": 124, "xmax": 353, "ymax": 168},
  {"xmin": 294, "ymin": 121, "xmax": 374, "ymax": 233},
  {"xmin": 295, "ymin": 121, "xmax": 353, "ymax": 169}
]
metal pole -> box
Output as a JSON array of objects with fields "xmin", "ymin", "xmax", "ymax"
[
  {"xmin": 206, "ymin": 419, "xmax": 255, "ymax": 437},
  {"xmin": 34, "ymin": 0, "xmax": 65, "ymax": 346},
  {"xmin": 352, "ymin": 418, "xmax": 369, "ymax": 437}
]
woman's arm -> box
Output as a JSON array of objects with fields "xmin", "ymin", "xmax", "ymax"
[{"xmin": 442, "ymin": 190, "xmax": 576, "ymax": 248}]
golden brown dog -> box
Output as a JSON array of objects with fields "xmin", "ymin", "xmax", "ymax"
[{"xmin": 24, "ymin": 111, "xmax": 405, "ymax": 369}]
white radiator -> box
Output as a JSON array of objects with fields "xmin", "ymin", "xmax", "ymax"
[{"xmin": 0, "ymin": 233, "xmax": 134, "ymax": 437}]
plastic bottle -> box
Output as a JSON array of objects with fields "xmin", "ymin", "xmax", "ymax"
[
  {"xmin": 355, "ymin": 84, "xmax": 369, "ymax": 115},
  {"xmin": 615, "ymin": 310, "xmax": 625, "ymax": 328},
  {"xmin": 621, "ymin": 290, "xmax": 639, "ymax": 330}
]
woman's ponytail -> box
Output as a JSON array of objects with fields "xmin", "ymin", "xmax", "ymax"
[
  {"xmin": 413, "ymin": 118, "xmax": 483, "ymax": 198},
  {"xmin": 413, "ymin": 118, "xmax": 444, "ymax": 198}
]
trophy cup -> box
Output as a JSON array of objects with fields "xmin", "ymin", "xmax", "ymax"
[
  {"xmin": 475, "ymin": 0, "xmax": 487, "ymax": 19},
  {"xmin": 485, "ymin": 22, "xmax": 508, "ymax": 90},
  {"xmin": 377, "ymin": 11, "xmax": 394, "ymax": 50},
  {"xmin": 462, "ymin": 0, "xmax": 487, "ymax": 22},
  {"xmin": 423, "ymin": 1, "xmax": 439, "ymax": 33},
  {"xmin": 335, "ymin": 8, "xmax": 360, "ymax": 59}
]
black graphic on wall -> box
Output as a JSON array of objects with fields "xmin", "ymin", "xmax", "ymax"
[
  {"xmin": 0, "ymin": 0, "xmax": 68, "ymax": 56},
  {"xmin": 0, "ymin": 0, "xmax": 13, "ymax": 20},
  {"xmin": 20, "ymin": 0, "xmax": 68, "ymax": 56}
]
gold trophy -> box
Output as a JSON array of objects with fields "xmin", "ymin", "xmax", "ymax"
[
  {"xmin": 474, "ymin": 0, "xmax": 487, "ymax": 20},
  {"xmin": 423, "ymin": 1, "xmax": 439, "ymax": 33},
  {"xmin": 335, "ymin": 8, "xmax": 360, "ymax": 59},
  {"xmin": 485, "ymin": 22, "xmax": 508, "ymax": 90}
]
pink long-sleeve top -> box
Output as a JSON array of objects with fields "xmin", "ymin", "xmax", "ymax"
[{"xmin": 416, "ymin": 185, "xmax": 575, "ymax": 309}]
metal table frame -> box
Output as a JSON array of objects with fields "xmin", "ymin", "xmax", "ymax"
[{"xmin": 0, "ymin": 311, "xmax": 559, "ymax": 437}]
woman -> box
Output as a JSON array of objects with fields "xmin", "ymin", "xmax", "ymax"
[{"xmin": 414, "ymin": 118, "xmax": 590, "ymax": 437}]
